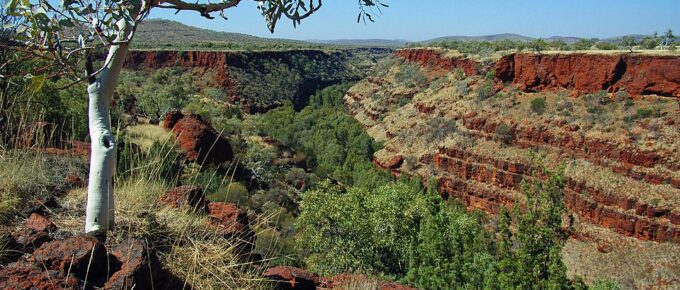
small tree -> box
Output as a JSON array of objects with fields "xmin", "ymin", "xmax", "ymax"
[
  {"xmin": 640, "ymin": 32, "xmax": 661, "ymax": 49},
  {"xmin": 6, "ymin": 0, "xmax": 386, "ymax": 235},
  {"xmin": 663, "ymin": 29, "xmax": 675, "ymax": 49},
  {"xmin": 621, "ymin": 35, "xmax": 637, "ymax": 53},
  {"xmin": 531, "ymin": 38, "xmax": 548, "ymax": 54}
]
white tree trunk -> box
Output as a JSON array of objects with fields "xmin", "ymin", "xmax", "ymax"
[{"xmin": 84, "ymin": 26, "xmax": 130, "ymax": 233}]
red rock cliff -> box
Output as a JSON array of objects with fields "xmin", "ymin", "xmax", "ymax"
[
  {"xmin": 125, "ymin": 50, "xmax": 238, "ymax": 95},
  {"xmin": 395, "ymin": 49, "xmax": 482, "ymax": 76},
  {"xmin": 495, "ymin": 53, "xmax": 680, "ymax": 98}
]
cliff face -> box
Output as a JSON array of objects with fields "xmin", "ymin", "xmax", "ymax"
[
  {"xmin": 392, "ymin": 49, "xmax": 680, "ymax": 98},
  {"xmin": 394, "ymin": 49, "xmax": 482, "ymax": 76},
  {"xmin": 125, "ymin": 48, "xmax": 391, "ymax": 112},
  {"xmin": 495, "ymin": 53, "xmax": 680, "ymax": 97},
  {"xmin": 345, "ymin": 48, "xmax": 680, "ymax": 245}
]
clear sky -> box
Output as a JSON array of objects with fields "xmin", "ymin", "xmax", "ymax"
[{"xmin": 148, "ymin": 0, "xmax": 680, "ymax": 41}]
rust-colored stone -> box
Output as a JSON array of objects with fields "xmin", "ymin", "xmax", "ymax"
[
  {"xmin": 264, "ymin": 266, "xmax": 319, "ymax": 290},
  {"xmin": 25, "ymin": 213, "xmax": 56, "ymax": 233},
  {"xmin": 158, "ymin": 185, "xmax": 208, "ymax": 212},
  {"xmin": 164, "ymin": 112, "xmax": 233, "ymax": 164}
]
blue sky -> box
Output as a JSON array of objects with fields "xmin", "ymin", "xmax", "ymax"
[{"xmin": 149, "ymin": 0, "xmax": 680, "ymax": 41}]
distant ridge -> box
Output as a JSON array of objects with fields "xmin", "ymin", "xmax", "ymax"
[
  {"xmin": 310, "ymin": 39, "xmax": 409, "ymax": 47},
  {"xmin": 134, "ymin": 19, "xmax": 318, "ymax": 49},
  {"xmin": 134, "ymin": 19, "xmax": 657, "ymax": 50},
  {"xmin": 426, "ymin": 33, "xmax": 534, "ymax": 42}
]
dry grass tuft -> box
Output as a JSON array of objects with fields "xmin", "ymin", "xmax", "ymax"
[
  {"xmin": 125, "ymin": 124, "xmax": 174, "ymax": 151},
  {"xmin": 0, "ymin": 151, "xmax": 86, "ymax": 223}
]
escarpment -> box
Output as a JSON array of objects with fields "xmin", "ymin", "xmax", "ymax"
[
  {"xmin": 345, "ymin": 48, "xmax": 680, "ymax": 245},
  {"xmin": 394, "ymin": 48, "xmax": 680, "ymax": 98},
  {"xmin": 495, "ymin": 53, "xmax": 680, "ymax": 97},
  {"xmin": 125, "ymin": 48, "xmax": 391, "ymax": 112}
]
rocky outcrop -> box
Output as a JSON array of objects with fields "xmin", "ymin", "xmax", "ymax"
[
  {"xmin": 495, "ymin": 53, "xmax": 680, "ymax": 97},
  {"xmin": 163, "ymin": 111, "xmax": 233, "ymax": 165},
  {"xmin": 434, "ymin": 146, "xmax": 680, "ymax": 243},
  {"xmin": 0, "ymin": 235, "xmax": 184, "ymax": 290}
]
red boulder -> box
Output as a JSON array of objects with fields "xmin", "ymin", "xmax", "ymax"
[
  {"xmin": 158, "ymin": 185, "xmax": 208, "ymax": 212},
  {"xmin": 207, "ymin": 202, "xmax": 255, "ymax": 255},
  {"xmin": 104, "ymin": 238, "xmax": 163, "ymax": 290},
  {"xmin": 28, "ymin": 236, "xmax": 108, "ymax": 280},
  {"xmin": 26, "ymin": 213, "xmax": 56, "ymax": 232},
  {"xmin": 264, "ymin": 266, "xmax": 320, "ymax": 290},
  {"xmin": 163, "ymin": 111, "xmax": 233, "ymax": 164}
]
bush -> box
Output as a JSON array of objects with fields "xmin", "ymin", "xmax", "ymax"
[
  {"xmin": 297, "ymin": 164, "xmax": 573, "ymax": 289},
  {"xmin": 635, "ymin": 108, "xmax": 654, "ymax": 119},
  {"xmin": 395, "ymin": 63, "xmax": 427, "ymax": 89},
  {"xmin": 530, "ymin": 97, "xmax": 547, "ymax": 115},
  {"xmin": 208, "ymin": 182, "xmax": 249, "ymax": 204},
  {"xmin": 296, "ymin": 181, "xmax": 430, "ymax": 276},
  {"xmin": 595, "ymin": 42, "xmax": 619, "ymax": 50},
  {"xmin": 495, "ymin": 124, "xmax": 513, "ymax": 145},
  {"xmin": 477, "ymin": 80, "xmax": 495, "ymax": 101}
]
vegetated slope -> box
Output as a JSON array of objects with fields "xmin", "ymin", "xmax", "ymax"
[
  {"xmin": 124, "ymin": 48, "xmax": 391, "ymax": 112},
  {"xmin": 133, "ymin": 19, "xmax": 315, "ymax": 50},
  {"xmin": 344, "ymin": 48, "xmax": 680, "ymax": 288}
]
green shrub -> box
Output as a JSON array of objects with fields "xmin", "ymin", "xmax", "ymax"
[
  {"xmin": 476, "ymin": 80, "xmax": 494, "ymax": 101},
  {"xmin": 530, "ymin": 97, "xmax": 547, "ymax": 115},
  {"xmin": 495, "ymin": 124, "xmax": 513, "ymax": 145},
  {"xmin": 595, "ymin": 42, "xmax": 619, "ymax": 50},
  {"xmin": 208, "ymin": 182, "xmax": 249, "ymax": 204},
  {"xmin": 635, "ymin": 108, "xmax": 654, "ymax": 119},
  {"xmin": 296, "ymin": 164, "xmax": 573, "ymax": 289},
  {"xmin": 395, "ymin": 63, "xmax": 427, "ymax": 89},
  {"xmin": 590, "ymin": 280, "xmax": 621, "ymax": 290},
  {"xmin": 296, "ymin": 180, "xmax": 433, "ymax": 276}
]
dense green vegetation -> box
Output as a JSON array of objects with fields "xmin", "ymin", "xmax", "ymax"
[
  {"xmin": 296, "ymin": 163, "xmax": 577, "ymax": 289},
  {"xmin": 118, "ymin": 68, "xmax": 198, "ymax": 122},
  {"xmin": 251, "ymin": 83, "xmax": 393, "ymax": 188}
]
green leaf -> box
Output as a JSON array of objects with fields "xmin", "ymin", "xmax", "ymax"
[
  {"xmin": 28, "ymin": 74, "xmax": 46, "ymax": 92},
  {"xmin": 58, "ymin": 19, "xmax": 73, "ymax": 27}
]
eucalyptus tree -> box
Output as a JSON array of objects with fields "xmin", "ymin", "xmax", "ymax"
[
  {"xmin": 5, "ymin": 0, "xmax": 387, "ymax": 235},
  {"xmin": 621, "ymin": 35, "xmax": 637, "ymax": 53},
  {"xmin": 663, "ymin": 29, "xmax": 675, "ymax": 49}
]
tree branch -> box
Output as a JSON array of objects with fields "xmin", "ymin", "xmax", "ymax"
[{"xmin": 156, "ymin": 0, "xmax": 241, "ymax": 19}]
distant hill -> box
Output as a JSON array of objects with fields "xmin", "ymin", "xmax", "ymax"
[
  {"xmin": 134, "ymin": 19, "xmax": 656, "ymax": 50},
  {"xmin": 545, "ymin": 36, "xmax": 582, "ymax": 43},
  {"xmin": 133, "ymin": 19, "xmax": 320, "ymax": 50},
  {"xmin": 425, "ymin": 33, "xmax": 534, "ymax": 43},
  {"xmin": 310, "ymin": 39, "xmax": 409, "ymax": 47}
]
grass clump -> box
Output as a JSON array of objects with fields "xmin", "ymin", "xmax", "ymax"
[{"xmin": 0, "ymin": 151, "xmax": 86, "ymax": 223}]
